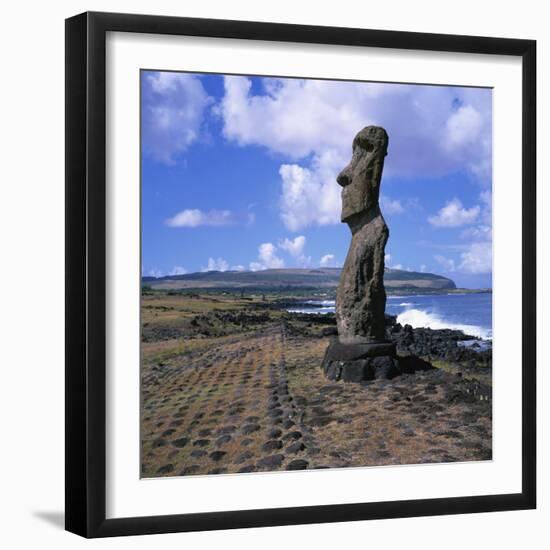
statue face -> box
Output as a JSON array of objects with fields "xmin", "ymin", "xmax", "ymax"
[{"xmin": 337, "ymin": 127, "xmax": 388, "ymax": 224}]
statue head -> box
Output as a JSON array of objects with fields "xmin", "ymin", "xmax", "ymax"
[{"xmin": 337, "ymin": 126, "xmax": 388, "ymax": 225}]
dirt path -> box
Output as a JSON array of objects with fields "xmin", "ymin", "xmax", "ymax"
[
  {"xmin": 141, "ymin": 324, "xmax": 491, "ymax": 477},
  {"xmin": 141, "ymin": 325, "xmax": 310, "ymax": 476}
]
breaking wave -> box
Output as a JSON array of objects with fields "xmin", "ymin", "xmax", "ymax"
[
  {"xmin": 396, "ymin": 308, "xmax": 492, "ymax": 340},
  {"xmin": 305, "ymin": 300, "xmax": 335, "ymax": 306},
  {"xmin": 287, "ymin": 307, "xmax": 334, "ymax": 314}
]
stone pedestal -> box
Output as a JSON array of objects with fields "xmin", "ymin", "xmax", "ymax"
[{"xmin": 321, "ymin": 338, "xmax": 400, "ymax": 383}]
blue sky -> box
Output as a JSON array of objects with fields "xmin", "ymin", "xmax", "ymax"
[{"xmin": 141, "ymin": 71, "xmax": 493, "ymax": 288}]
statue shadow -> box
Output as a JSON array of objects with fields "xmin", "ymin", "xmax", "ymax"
[{"xmin": 398, "ymin": 355, "xmax": 435, "ymax": 374}]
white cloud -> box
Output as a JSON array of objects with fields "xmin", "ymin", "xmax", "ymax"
[
  {"xmin": 148, "ymin": 268, "xmax": 164, "ymax": 278},
  {"xmin": 169, "ymin": 266, "xmax": 187, "ymax": 275},
  {"xmin": 459, "ymin": 242, "xmax": 492, "ymax": 274},
  {"xmin": 480, "ymin": 189, "xmax": 492, "ymax": 205},
  {"xmin": 203, "ymin": 257, "xmax": 230, "ymax": 272},
  {"xmin": 479, "ymin": 189, "xmax": 492, "ymax": 225},
  {"xmin": 231, "ymin": 265, "xmax": 245, "ymax": 272},
  {"xmin": 428, "ymin": 199, "xmax": 480, "ymax": 228},
  {"xmin": 279, "ymin": 235, "xmax": 306, "ymax": 257},
  {"xmin": 380, "ymin": 195, "xmax": 404, "ymax": 215},
  {"xmin": 460, "ymin": 224, "xmax": 492, "ymax": 241},
  {"xmin": 279, "ymin": 159, "xmax": 342, "ymax": 231},
  {"xmin": 420, "ymin": 264, "xmax": 427, "ymax": 273},
  {"xmin": 385, "ymin": 253, "xmax": 403, "ymax": 270},
  {"xmin": 277, "ymin": 235, "xmax": 311, "ymax": 266},
  {"xmin": 249, "ymin": 242, "xmax": 285, "ymax": 271},
  {"xmin": 218, "ymin": 76, "xmax": 492, "ymax": 230},
  {"xmin": 320, "ymin": 254, "xmax": 336, "ymax": 267},
  {"xmin": 428, "ymin": 189, "xmax": 492, "ymax": 276},
  {"xmin": 445, "ymin": 105, "xmax": 482, "ymax": 149},
  {"xmin": 142, "ymin": 72, "xmax": 213, "ymax": 164},
  {"xmin": 259, "ymin": 243, "xmax": 284, "ymax": 268},
  {"xmin": 434, "ymin": 255, "xmax": 456, "ymax": 272},
  {"xmin": 444, "ymin": 103, "xmax": 491, "ymax": 180},
  {"xmin": 433, "ymin": 217, "xmax": 492, "ymax": 275},
  {"xmin": 166, "ymin": 209, "xmax": 235, "ymax": 228}
]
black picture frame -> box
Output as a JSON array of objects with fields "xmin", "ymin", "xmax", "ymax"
[{"xmin": 65, "ymin": 11, "xmax": 536, "ymax": 538}]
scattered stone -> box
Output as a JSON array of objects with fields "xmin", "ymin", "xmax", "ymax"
[
  {"xmin": 209, "ymin": 450, "xmax": 227, "ymax": 462},
  {"xmin": 286, "ymin": 459, "xmax": 309, "ymax": 470},
  {"xmin": 193, "ymin": 439, "xmax": 210, "ymax": 447},
  {"xmin": 190, "ymin": 450, "xmax": 207, "ymax": 458},
  {"xmin": 262, "ymin": 440, "xmax": 283, "ymax": 452},
  {"xmin": 234, "ymin": 451, "xmax": 254, "ymax": 464},
  {"xmin": 172, "ymin": 437, "xmax": 189, "ymax": 448},
  {"xmin": 157, "ymin": 464, "xmax": 174, "ymax": 474},
  {"xmin": 435, "ymin": 429, "xmax": 461, "ymax": 438},
  {"xmin": 286, "ymin": 441, "xmax": 306, "ymax": 454},
  {"xmin": 306, "ymin": 447, "xmax": 321, "ymax": 456},
  {"xmin": 308, "ymin": 416, "xmax": 332, "ymax": 427},
  {"xmin": 282, "ymin": 431, "xmax": 302, "ymax": 442},
  {"xmin": 208, "ymin": 467, "xmax": 227, "ymax": 475},
  {"xmin": 179, "ymin": 465, "xmax": 200, "ymax": 475},
  {"xmin": 242, "ymin": 424, "xmax": 261, "ymax": 434},
  {"xmin": 216, "ymin": 435, "xmax": 232, "ymax": 446},
  {"xmin": 268, "ymin": 428, "xmax": 283, "ymax": 439},
  {"xmin": 217, "ymin": 425, "xmax": 237, "ymax": 435},
  {"xmin": 257, "ymin": 454, "xmax": 285, "ymax": 469},
  {"xmin": 238, "ymin": 465, "xmax": 257, "ymax": 473}
]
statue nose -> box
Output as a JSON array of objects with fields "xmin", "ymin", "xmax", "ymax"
[{"xmin": 337, "ymin": 169, "xmax": 351, "ymax": 187}]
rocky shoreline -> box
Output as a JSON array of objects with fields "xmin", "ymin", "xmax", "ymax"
[{"xmin": 285, "ymin": 309, "xmax": 491, "ymax": 383}]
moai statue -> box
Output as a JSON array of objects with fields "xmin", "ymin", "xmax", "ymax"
[{"xmin": 322, "ymin": 126, "xmax": 400, "ymax": 382}]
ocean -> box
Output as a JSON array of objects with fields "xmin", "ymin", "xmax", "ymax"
[{"xmin": 288, "ymin": 292, "xmax": 493, "ymax": 341}]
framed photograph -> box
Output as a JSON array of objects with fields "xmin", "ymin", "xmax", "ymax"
[{"xmin": 65, "ymin": 11, "xmax": 536, "ymax": 538}]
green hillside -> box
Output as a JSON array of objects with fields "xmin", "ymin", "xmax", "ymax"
[{"xmin": 143, "ymin": 267, "xmax": 456, "ymax": 292}]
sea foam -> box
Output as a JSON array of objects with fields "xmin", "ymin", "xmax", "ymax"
[{"xmin": 396, "ymin": 308, "xmax": 492, "ymax": 340}]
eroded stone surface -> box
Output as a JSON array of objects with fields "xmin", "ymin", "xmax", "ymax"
[
  {"xmin": 321, "ymin": 126, "xmax": 401, "ymax": 382},
  {"xmin": 336, "ymin": 126, "xmax": 390, "ymax": 345}
]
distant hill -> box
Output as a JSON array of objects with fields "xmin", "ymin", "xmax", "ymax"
[{"xmin": 142, "ymin": 267, "xmax": 456, "ymax": 292}]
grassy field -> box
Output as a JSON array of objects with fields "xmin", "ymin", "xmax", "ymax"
[{"xmin": 141, "ymin": 290, "xmax": 492, "ymax": 478}]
